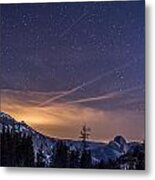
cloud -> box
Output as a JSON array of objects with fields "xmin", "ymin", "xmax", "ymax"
[
  {"xmin": 39, "ymin": 61, "xmax": 134, "ymax": 107},
  {"xmin": 38, "ymin": 74, "xmax": 104, "ymax": 106},
  {"xmin": 65, "ymin": 92, "xmax": 117, "ymax": 104},
  {"xmin": 64, "ymin": 85, "xmax": 144, "ymax": 105},
  {"xmin": 1, "ymin": 89, "xmax": 144, "ymax": 141}
]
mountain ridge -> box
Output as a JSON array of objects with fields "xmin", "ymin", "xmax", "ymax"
[{"xmin": 0, "ymin": 112, "xmax": 143, "ymax": 164}]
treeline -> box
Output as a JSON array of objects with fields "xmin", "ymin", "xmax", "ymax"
[
  {"xmin": 0, "ymin": 125, "xmax": 92, "ymax": 168},
  {"xmin": 0, "ymin": 125, "xmax": 145, "ymax": 169},
  {"xmin": 36, "ymin": 141, "xmax": 92, "ymax": 168},
  {"xmin": 0, "ymin": 125, "xmax": 34, "ymax": 167},
  {"xmin": 94, "ymin": 147, "xmax": 145, "ymax": 170}
]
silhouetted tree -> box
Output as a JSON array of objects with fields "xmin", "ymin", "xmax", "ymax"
[
  {"xmin": 1, "ymin": 124, "xmax": 35, "ymax": 167},
  {"xmin": 79, "ymin": 125, "xmax": 92, "ymax": 168},
  {"xmin": 69, "ymin": 149, "xmax": 80, "ymax": 168},
  {"xmin": 53, "ymin": 141, "xmax": 69, "ymax": 168},
  {"xmin": 36, "ymin": 143, "xmax": 46, "ymax": 167}
]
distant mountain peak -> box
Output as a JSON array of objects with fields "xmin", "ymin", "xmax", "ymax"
[
  {"xmin": 114, "ymin": 135, "xmax": 127, "ymax": 145},
  {"xmin": 0, "ymin": 112, "xmax": 143, "ymax": 164},
  {"xmin": 0, "ymin": 112, "xmax": 13, "ymax": 119},
  {"xmin": 0, "ymin": 112, "xmax": 17, "ymax": 125}
]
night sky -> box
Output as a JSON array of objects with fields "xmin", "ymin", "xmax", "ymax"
[{"xmin": 0, "ymin": 1, "xmax": 145, "ymax": 141}]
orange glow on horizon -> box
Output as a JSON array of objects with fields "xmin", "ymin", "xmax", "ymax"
[{"xmin": 1, "ymin": 89, "xmax": 144, "ymax": 141}]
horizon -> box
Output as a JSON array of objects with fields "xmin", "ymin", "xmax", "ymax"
[
  {"xmin": 0, "ymin": 111, "xmax": 144, "ymax": 143},
  {"xmin": 1, "ymin": 1, "xmax": 145, "ymax": 142}
]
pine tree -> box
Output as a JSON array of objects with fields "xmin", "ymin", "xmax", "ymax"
[
  {"xmin": 53, "ymin": 141, "xmax": 69, "ymax": 168},
  {"xmin": 1, "ymin": 124, "xmax": 35, "ymax": 167},
  {"xmin": 25, "ymin": 135, "xmax": 35, "ymax": 167},
  {"xmin": 79, "ymin": 125, "xmax": 92, "ymax": 168},
  {"xmin": 36, "ymin": 143, "xmax": 46, "ymax": 167},
  {"xmin": 1, "ymin": 125, "xmax": 9, "ymax": 166},
  {"xmin": 69, "ymin": 149, "xmax": 80, "ymax": 168}
]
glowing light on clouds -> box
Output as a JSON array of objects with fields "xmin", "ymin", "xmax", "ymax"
[{"xmin": 1, "ymin": 89, "xmax": 144, "ymax": 141}]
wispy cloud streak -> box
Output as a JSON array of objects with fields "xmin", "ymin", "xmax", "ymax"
[
  {"xmin": 65, "ymin": 93, "xmax": 117, "ymax": 104},
  {"xmin": 65, "ymin": 85, "xmax": 144, "ymax": 105},
  {"xmin": 39, "ymin": 73, "xmax": 103, "ymax": 106},
  {"xmin": 39, "ymin": 61, "xmax": 135, "ymax": 107},
  {"xmin": 1, "ymin": 88, "xmax": 144, "ymax": 141},
  {"xmin": 59, "ymin": 12, "xmax": 87, "ymax": 38}
]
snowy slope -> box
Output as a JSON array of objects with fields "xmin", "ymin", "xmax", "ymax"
[{"xmin": 0, "ymin": 112, "xmax": 142, "ymax": 164}]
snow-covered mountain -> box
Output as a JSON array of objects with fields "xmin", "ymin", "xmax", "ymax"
[
  {"xmin": 0, "ymin": 112, "xmax": 143, "ymax": 164},
  {"xmin": 0, "ymin": 112, "xmax": 57, "ymax": 157}
]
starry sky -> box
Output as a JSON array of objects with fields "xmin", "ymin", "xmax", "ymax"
[{"xmin": 0, "ymin": 1, "xmax": 145, "ymax": 141}]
